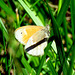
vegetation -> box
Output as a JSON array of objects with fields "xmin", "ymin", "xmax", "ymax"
[{"xmin": 0, "ymin": 0, "xmax": 75, "ymax": 75}]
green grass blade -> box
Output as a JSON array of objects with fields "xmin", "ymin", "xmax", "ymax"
[
  {"xmin": 68, "ymin": 43, "xmax": 75, "ymax": 75},
  {"xmin": 0, "ymin": 18, "xmax": 8, "ymax": 73},
  {"xmin": 56, "ymin": 0, "xmax": 70, "ymax": 26},
  {"xmin": 68, "ymin": 0, "xmax": 75, "ymax": 75},
  {"xmin": 67, "ymin": 0, "xmax": 75, "ymax": 57},
  {"xmin": 0, "ymin": 18, "xmax": 9, "ymax": 41},
  {"xmin": 57, "ymin": 0, "xmax": 63, "ymax": 14},
  {"xmin": 2, "ymin": 28, "xmax": 8, "ymax": 72},
  {"xmin": 18, "ymin": 0, "xmax": 44, "ymax": 26},
  {"xmin": 30, "ymin": 0, "xmax": 41, "ymax": 8},
  {"xmin": 21, "ymin": 56, "xmax": 32, "ymax": 72},
  {"xmin": 0, "ymin": 19, "xmax": 8, "ymax": 33},
  {"xmin": 63, "ymin": 17, "xmax": 69, "ymax": 52},
  {"xmin": 22, "ymin": 68, "xmax": 29, "ymax": 75},
  {"xmin": 63, "ymin": 60, "xmax": 68, "ymax": 75},
  {"xmin": 47, "ymin": 60, "xmax": 58, "ymax": 75},
  {"xmin": 24, "ymin": 0, "xmax": 45, "ymax": 25},
  {"xmin": 21, "ymin": 56, "xmax": 36, "ymax": 75},
  {"xmin": 0, "ymin": 0, "xmax": 16, "ymax": 19},
  {"xmin": 70, "ymin": 0, "xmax": 75, "ymax": 40},
  {"xmin": 18, "ymin": 13, "xmax": 27, "ymax": 27},
  {"xmin": 36, "ymin": 42, "xmax": 52, "ymax": 75},
  {"xmin": 62, "ymin": 17, "xmax": 69, "ymax": 75},
  {"xmin": 46, "ymin": 1, "xmax": 65, "ymax": 65},
  {"xmin": 58, "ymin": 1, "xmax": 69, "ymax": 74}
]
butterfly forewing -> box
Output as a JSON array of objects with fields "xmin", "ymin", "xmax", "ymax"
[{"xmin": 15, "ymin": 26, "xmax": 44, "ymax": 45}]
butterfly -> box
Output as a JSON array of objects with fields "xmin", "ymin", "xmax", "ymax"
[{"xmin": 15, "ymin": 25, "xmax": 50, "ymax": 56}]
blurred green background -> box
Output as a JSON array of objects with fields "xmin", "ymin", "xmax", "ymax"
[{"xmin": 0, "ymin": 0, "xmax": 75, "ymax": 75}]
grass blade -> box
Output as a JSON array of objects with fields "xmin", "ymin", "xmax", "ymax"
[
  {"xmin": 0, "ymin": 0, "xmax": 16, "ymax": 19},
  {"xmin": 18, "ymin": 0, "xmax": 44, "ymax": 26},
  {"xmin": 68, "ymin": 0, "xmax": 75, "ymax": 75},
  {"xmin": 68, "ymin": 43, "xmax": 75, "ymax": 75},
  {"xmin": 70, "ymin": 0, "xmax": 75, "ymax": 40},
  {"xmin": 63, "ymin": 17, "xmax": 69, "ymax": 52},
  {"xmin": 21, "ymin": 56, "xmax": 36, "ymax": 75},
  {"xmin": 18, "ymin": 13, "xmax": 27, "ymax": 27},
  {"xmin": 36, "ymin": 42, "xmax": 51, "ymax": 75},
  {"xmin": 0, "ymin": 18, "xmax": 9, "ymax": 41},
  {"xmin": 57, "ymin": 0, "xmax": 63, "ymax": 14},
  {"xmin": 46, "ymin": 1, "xmax": 65, "ymax": 65},
  {"xmin": 56, "ymin": 0, "xmax": 70, "ymax": 26},
  {"xmin": 47, "ymin": 59, "xmax": 58, "ymax": 75}
]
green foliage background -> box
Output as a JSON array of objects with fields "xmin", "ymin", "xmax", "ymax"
[{"xmin": 0, "ymin": 0, "xmax": 75, "ymax": 75}]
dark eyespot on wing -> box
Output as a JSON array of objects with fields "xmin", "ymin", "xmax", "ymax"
[{"xmin": 21, "ymin": 32, "xmax": 22, "ymax": 34}]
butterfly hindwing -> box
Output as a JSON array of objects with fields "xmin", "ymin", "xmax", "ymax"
[{"xmin": 25, "ymin": 28, "xmax": 48, "ymax": 56}]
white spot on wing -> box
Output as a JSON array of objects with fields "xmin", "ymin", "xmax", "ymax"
[
  {"xmin": 24, "ymin": 29, "xmax": 27, "ymax": 35},
  {"xmin": 25, "ymin": 37, "xmax": 36, "ymax": 49}
]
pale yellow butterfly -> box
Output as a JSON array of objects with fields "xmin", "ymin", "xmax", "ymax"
[{"xmin": 15, "ymin": 25, "xmax": 50, "ymax": 56}]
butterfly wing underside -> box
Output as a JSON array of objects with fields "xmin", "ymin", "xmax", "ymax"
[
  {"xmin": 25, "ymin": 29, "xmax": 48, "ymax": 56},
  {"xmin": 15, "ymin": 26, "xmax": 44, "ymax": 45}
]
